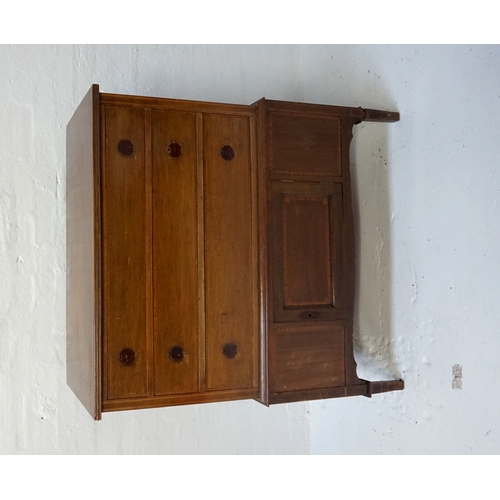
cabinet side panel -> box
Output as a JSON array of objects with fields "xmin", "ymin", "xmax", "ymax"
[
  {"xmin": 152, "ymin": 110, "xmax": 199, "ymax": 396},
  {"xmin": 103, "ymin": 106, "xmax": 148, "ymax": 400},
  {"xmin": 204, "ymin": 114, "xmax": 256, "ymax": 391},
  {"xmin": 66, "ymin": 85, "xmax": 101, "ymax": 420}
]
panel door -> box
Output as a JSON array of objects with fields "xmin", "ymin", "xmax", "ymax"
[{"xmin": 270, "ymin": 180, "xmax": 346, "ymax": 323}]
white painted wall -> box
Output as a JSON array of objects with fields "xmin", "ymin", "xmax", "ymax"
[
  {"xmin": 1, "ymin": 44, "xmax": 499, "ymax": 454},
  {"xmin": 304, "ymin": 45, "xmax": 500, "ymax": 454},
  {"xmin": 0, "ymin": 45, "xmax": 308, "ymax": 454}
]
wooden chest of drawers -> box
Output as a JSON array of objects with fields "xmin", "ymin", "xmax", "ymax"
[{"xmin": 67, "ymin": 85, "xmax": 403, "ymax": 419}]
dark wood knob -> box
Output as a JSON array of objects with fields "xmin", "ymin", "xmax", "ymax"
[
  {"xmin": 119, "ymin": 348, "xmax": 136, "ymax": 366},
  {"xmin": 220, "ymin": 145, "xmax": 234, "ymax": 161},
  {"xmin": 169, "ymin": 345, "xmax": 184, "ymax": 362},
  {"xmin": 223, "ymin": 343, "xmax": 237, "ymax": 359},
  {"xmin": 118, "ymin": 139, "xmax": 134, "ymax": 156},
  {"xmin": 167, "ymin": 142, "xmax": 182, "ymax": 158}
]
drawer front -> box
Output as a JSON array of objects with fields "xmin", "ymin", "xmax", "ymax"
[
  {"xmin": 203, "ymin": 114, "xmax": 256, "ymax": 391},
  {"xmin": 152, "ymin": 109, "xmax": 200, "ymax": 396},
  {"xmin": 102, "ymin": 105, "xmax": 148, "ymax": 400}
]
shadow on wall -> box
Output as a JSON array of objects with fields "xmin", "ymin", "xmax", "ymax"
[
  {"xmin": 294, "ymin": 45, "xmax": 407, "ymax": 385},
  {"xmin": 350, "ymin": 120, "xmax": 403, "ymax": 382},
  {"xmin": 278, "ymin": 44, "xmax": 407, "ymax": 385}
]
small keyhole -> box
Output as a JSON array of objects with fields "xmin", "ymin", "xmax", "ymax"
[{"xmin": 299, "ymin": 311, "xmax": 321, "ymax": 320}]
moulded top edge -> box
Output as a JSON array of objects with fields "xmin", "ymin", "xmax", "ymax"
[
  {"xmin": 258, "ymin": 98, "xmax": 399, "ymax": 123},
  {"xmin": 99, "ymin": 92, "xmax": 256, "ymax": 116}
]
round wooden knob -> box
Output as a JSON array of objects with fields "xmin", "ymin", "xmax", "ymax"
[
  {"xmin": 167, "ymin": 142, "xmax": 182, "ymax": 158},
  {"xmin": 169, "ymin": 345, "xmax": 184, "ymax": 362},
  {"xmin": 119, "ymin": 348, "xmax": 136, "ymax": 366},
  {"xmin": 223, "ymin": 343, "xmax": 237, "ymax": 359},
  {"xmin": 118, "ymin": 139, "xmax": 134, "ymax": 156},
  {"xmin": 220, "ymin": 145, "xmax": 234, "ymax": 161}
]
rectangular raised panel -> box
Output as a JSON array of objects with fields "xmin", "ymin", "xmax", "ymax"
[
  {"xmin": 271, "ymin": 324, "xmax": 345, "ymax": 393},
  {"xmin": 271, "ymin": 181, "xmax": 345, "ymax": 323},
  {"xmin": 203, "ymin": 114, "xmax": 255, "ymax": 391},
  {"xmin": 152, "ymin": 110, "xmax": 199, "ymax": 396},
  {"xmin": 102, "ymin": 105, "xmax": 147, "ymax": 400},
  {"xmin": 283, "ymin": 195, "xmax": 334, "ymax": 308},
  {"xmin": 269, "ymin": 112, "xmax": 341, "ymax": 178}
]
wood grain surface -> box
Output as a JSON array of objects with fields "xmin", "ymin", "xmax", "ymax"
[
  {"xmin": 67, "ymin": 89, "xmax": 403, "ymax": 417},
  {"xmin": 102, "ymin": 105, "xmax": 148, "ymax": 400},
  {"xmin": 203, "ymin": 113, "xmax": 256, "ymax": 391},
  {"xmin": 152, "ymin": 109, "xmax": 200, "ymax": 396},
  {"xmin": 66, "ymin": 84, "xmax": 102, "ymax": 420}
]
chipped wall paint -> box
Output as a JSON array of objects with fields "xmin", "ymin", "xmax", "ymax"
[
  {"xmin": 452, "ymin": 364, "xmax": 462, "ymax": 390},
  {"xmin": 2, "ymin": 44, "xmax": 500, "ymax": 454}
]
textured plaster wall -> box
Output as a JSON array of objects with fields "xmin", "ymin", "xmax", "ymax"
[
  {"xmin": 2, "ymin": 44, "xmax": 499, "ymax": 455},
  {"xmin": 0, "ymin": 44, "xmax": 309, "ymax": 454},
  {"xmin": 304, "ymin": 45, "xmax": 500, "ymax": 454}
]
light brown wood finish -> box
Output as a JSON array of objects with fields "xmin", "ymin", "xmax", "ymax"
[
  {"xmin": 196, "ymin": 113, "xmax": 206, "ymax": 393},
  {"xmin": 282, "ymin": 195, "xmax": 334, "ymax": 307},
  {"xmin": 270, "ymin": 181, "xmax": 345, "ymax": 323},
  {"xmin": 263, "ymin": 99, "xmax": 366, "ymax": 121},
  {"xmin": 255, "ymin": 99, "xmax": 270, "ymax": 405},
  {"xmin": 363, "ymin": 108, "xmax": 400, "ymax": 122},
  {"xmin": 260, "ymin": 100, "xmax": 375, "ymax": 404},
  {"xmin": 67, "ymin": 88, "xmax": 404, "ymax": 418},
  {"xmin": 271, "ymin": 323, "xmax": 345, "ymax": 393},
  {"xmin": 66, "ymin": 84, "xmax": 101, "ymax": 420},
  {"xmin": 100, "ymin": 93, "xmax": 255, "ymax": 116},
  {"xmin": 249, "ymin": 116, "xmax": 260, "ymax": 390},
  {"xmin": 269, "ymin": 112, "xmax": 342, "ymax": 178},
  {"xmin": 264, "ymin": 100, "xmax": 400, "ymax": 123},
  {"xmin": 203, "ymin": 114, "xmax": 256, "ymax": 391},
  {"xmin": 144, "ymin": 109, "xmax": 154, "ymax": 398},
  {"xmin": 102, "ymin": 105, "xmax": 148, "ymax": 400},
  {"xmin": 102, "ymin": 387, "xmax": 259, "ymax": 412},
  {"xmin": 152, "ymin": 110, "xmax": 199, "ymax": 396}
]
